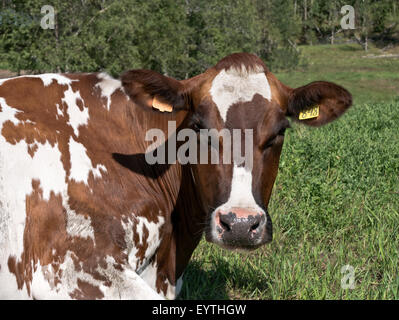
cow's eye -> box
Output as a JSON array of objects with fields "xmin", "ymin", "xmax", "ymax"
[
  {"xmin": 261, "ymin": 137, "xmax": 277, "ymax": 150},
  {"xmin": 261, "ymin": 128, "xmax": 286, "ymax": 150}
]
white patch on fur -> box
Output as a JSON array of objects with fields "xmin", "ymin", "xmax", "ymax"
[
  {"xmin": 122, "ymin": 215, "xmax": 172, "ymax": 299},
  {"xmin": 0, "ymin": 77, "xmax": 12, "ymax": 86},
  {"xmin": 0, "ymin": 138, "xmax": 66, "ymax": 258},
  {"xmin": 0, "ymin": 129, "xmax": 66, "ymax": 257},
  {"xmin": 30, "ymin": 262, "xmax": 70, "ymax": 300},
  {"xmin": 210, "ymin": 65, "xmax": 271, "ymax": 121},
  {"xmin": 140, "ymin": 261, "xmax": 159, "ymax": 294},
  {"xmin": 221, "ymin": 165, "xmax": 260, "ymax": 210},
  {"xmin": 0, "ymin": 257, "xmax": 30, "ymax": 299},
  {"xmin": 56, "ymin": 103, "xmax": 63, "ymax": 117},
  {"xmin": 164, "ymin": 275, "xmax": 183, "ymax": 300},
  {"xmin": 122, "ymin": 215, "xmax": 165, "ymax": 272},
  {"xmin": 65, "ymin": 200, "xmax": 94, "ymax": 240},
  {"xmin": 140, "ymin": 262, "xmax": 182, "ymax": 300},
  {"xmin": 68, "ymin": 137, "xmax": 106, "ymax": 184},
  {"xmin": 26, "ymin": 74, "xmax": 74, "ymax": 87},
  {"xmin": 0, "ymin": 74, "xmax": 75, "ymax": 87},
  {"xmin": 0, "ymin": 98, "xmax": 69, "ymax": 298},
  {"xmin": 29, "ymin": 252, "xmax": 163, "ymax": 299},
  {"xmin": 62, "ymin": 86, "xmax": 89, "ymax": 136},
  {"xmin": 95, "ymin": 73, "xmax": 121, "ymax": 110}
]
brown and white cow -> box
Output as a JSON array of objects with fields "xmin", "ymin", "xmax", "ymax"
[{"xmin": 0, "ymin": 53, "xmax": 352, "ymax": 299}]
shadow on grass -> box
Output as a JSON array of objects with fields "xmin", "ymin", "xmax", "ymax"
[
  {"xmin": 177, "ymin": 252, "xmax": 273, "ymax": 300},
  {"xmin": 178, "ymin": 259, "xmax": 230, "ymax": 300}
]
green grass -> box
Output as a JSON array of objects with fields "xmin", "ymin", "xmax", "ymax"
[
  {"xmin": 180, "ymin": 44, "xmax": 399, "ymax": 300},
  {"xmin": 276, "ymin": 43, "xmax": 399, "ymax": 105}
]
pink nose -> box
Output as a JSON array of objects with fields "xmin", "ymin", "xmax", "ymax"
[{"xmin": 215, "ymin": 207, "xmax": 266, "ymax": 246}]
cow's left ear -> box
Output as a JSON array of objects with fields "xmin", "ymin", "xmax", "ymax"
[
  {"xmin": 286, "ymin": 81, "xmax": 352, "ymax": 126},
  {"xmin": 121, "ymin": 69, "xmax": 190, "ymax": 112}
]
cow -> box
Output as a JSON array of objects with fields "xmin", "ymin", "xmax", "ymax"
[{"xmin": 0, "ymin": 53, "xmax": 352, "ymax": 299}]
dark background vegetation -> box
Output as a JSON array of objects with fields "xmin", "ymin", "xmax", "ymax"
[{"xmin": 0, "ymin": 0, "xmax": 398, "ymax": 77}]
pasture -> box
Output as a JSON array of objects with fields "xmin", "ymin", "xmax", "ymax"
[{"xmin": 180, "ymin": 44, "xmax": 399, "ymax": 300}]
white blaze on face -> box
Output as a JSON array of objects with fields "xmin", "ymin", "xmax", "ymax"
[
  {"xmin": 68, "ymin": 137, "xmax": 107, "ymax": 184},
  {"xmin": 95, "ymin": 72, "xmax": 122, "ymax": 110},
  {"xmin": 210, "ymin": 164, "xmax": 265, "ymax": 242},
  {"xmin": 210, "ymin": 65, "xmax": 272, "ymax": 122},
  {"xmin": 208, "ymin": 64, "xmax": 270, "ymax": 242},
  {"xmin": 222, "ymin": 165, "xmax": 261, "ymax": 210}
]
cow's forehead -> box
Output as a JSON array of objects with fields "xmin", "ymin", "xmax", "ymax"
[{"xmin": 209, "ymin": 64, "xmax": 272, "ymax": 122}]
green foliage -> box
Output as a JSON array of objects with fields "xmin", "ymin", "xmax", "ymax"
[
  {"xmin": 187, "ymin": 0, "xmax": 263, "ymax": 74},
  {"xmin": 1, "ymin": 0, "xmax": 397, "ymax": 76},
  {"xmin": 0, "ymin": 0, "xmax": 192, "ymax": 77}
]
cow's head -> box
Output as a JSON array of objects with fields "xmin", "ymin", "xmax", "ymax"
[{"xmin": 121, "ymin": 53, "xmax": 352, "ymax": 250}]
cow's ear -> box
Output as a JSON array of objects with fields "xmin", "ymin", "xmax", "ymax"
[
  {"xmin": 286, "ymin": 81, "xmax": 352, "ymax": 126},
  {"xmin": 121, "ymin": 69, "xmax": 190, "ymax": 112}
]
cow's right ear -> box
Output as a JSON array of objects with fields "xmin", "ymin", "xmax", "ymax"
[{"xmin": 121, "ymin": 69, "xmax": 189, "ymax": 112}]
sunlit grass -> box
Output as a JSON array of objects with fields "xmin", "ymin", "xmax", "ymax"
[{"xmin": 276, "ymin": 43, "xmax": 399, "ymax": 105}]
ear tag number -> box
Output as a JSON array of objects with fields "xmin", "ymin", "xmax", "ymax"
[{"xmin": 299, "ymin": 105, "xmax": 319, "ymax": 120}]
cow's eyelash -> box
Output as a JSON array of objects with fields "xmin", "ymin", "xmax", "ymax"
[
  {"xmin": 261, "ymin": 137, "xmax": 277, "ymax": 150},
  {"xmin": 190, "ymin": 116, "xmax": 207, "ymax": 132},
  {"xmin": 191, "ymin": 122, "xmax": 204, "ymax": 132}
]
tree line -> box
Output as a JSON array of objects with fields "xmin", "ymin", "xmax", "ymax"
[{"xmin": 0, "ymin": 0, "xmax": 398, "ymax": 78}]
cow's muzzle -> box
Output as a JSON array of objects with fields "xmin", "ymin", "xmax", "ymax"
[{"xmin": 213, "ymin": 207, "xmax": 272, "ymax": 249}]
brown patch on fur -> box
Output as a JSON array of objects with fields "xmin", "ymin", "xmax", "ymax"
[
  {"xmin": 214, "ymin": 52, "xmax": 268, "ymax": 74},
  {"xmin": 70, "ymin": 279, "xmax": 104, "ymax": 300},
  {"xmin": 266, "ymin": 72, "xmax": 292, "ymax": 112},
  {"xmin": 27, "ymin": 143, "xmax": 38, "ymax": 158},
  {"xmin": 8, "ymin": 256, "xmax": 25, "ymax": 292}
]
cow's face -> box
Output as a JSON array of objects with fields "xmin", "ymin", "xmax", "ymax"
[
  {"xmin": 122, "ymin": 53, "xmax": 352, "ymax": 251},
  {"xmin": 186, "ymin": 67, "xmax": 292, "ymax": 250}
]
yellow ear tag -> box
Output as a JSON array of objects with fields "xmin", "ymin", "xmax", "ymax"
[
  {"xmin": 299, "ymin": 105, "xmax": 319, "ymax": 120},
  {"xmin": 152, "ymin": 96, "xmax": 173, "ymax": 112}
]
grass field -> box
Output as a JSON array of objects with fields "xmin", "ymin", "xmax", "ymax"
[{"xmin": 180, "ymin": 44, "xmax": 399, "ymax": 300}]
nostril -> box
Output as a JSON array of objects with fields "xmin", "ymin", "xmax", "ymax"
[
  {"xmin": 250, "ymin": 222, "xmax": 260, "ymax": 232},
  {"xmin": 220, "ymin": 219, "xmax": 231, "ymax": 232},
  {"xmin": 218, "ymin": 212, "xmax": 232, "ymax": 232}
]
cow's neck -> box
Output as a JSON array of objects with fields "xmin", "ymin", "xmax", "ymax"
[{"xmin": 114, "ymin": 102, "xmax": 207, "ymax": 285}]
